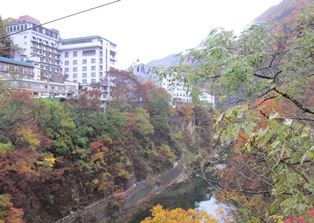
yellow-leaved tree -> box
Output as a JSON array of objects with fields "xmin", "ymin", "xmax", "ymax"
[{"xmin": 141, "ymin": 204, "xmax": 217, "ymax": 223}]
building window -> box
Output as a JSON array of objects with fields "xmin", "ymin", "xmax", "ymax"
[
  {"xmin": 73, "ymin": 67, "xmax": 77, "ymax": 72},
  {"xmin": 73, "ymin": 60, "xmax": 77, "ymax": 65},
  {"xmin": 99, "ymin": 72, "xmax": 103, "ymax": 78},
  {"xmin": 65, "ymin": 68, "xmax": 69, "ymax": 72},
  {"xmin": 73, "ymin": 51, "xmax": 77, "ymax": 57},
  {"xmin": 82, "ymin": 73, "xmax": 87, "ymax": 78},
  {"xmin": 82, "ymin": 50, "xmax": 96, "ymax": 56},
  {"xmin": 82, "ymin": 79, "xmax": 87, "ymax": 84},
  {"xmin": 24, "ymin": 36, "xmax": 27, "ymax": 39},
  {"xmin": 91, "ymin": 72, "xmax": 96, "ymax": 77},
  {"xmin": 91, "ymin": 58, "xmax": 96, "ymax": 63},
  {"xmin": 65, "ymin": 52, "xmax": 69, "ymax": 58},
  {"xmin": 82, "ymin": 59, "xmax": 87, "ymax": 64},
  {"xmin": 82, "ymin": 66, "xmax": 87, "ymax": 71},
  {"xmin": 65, "ymin": 61, "xmax": 69, "ymax": 65},
  {"xmin": 91, "ymin": 66, "xmax": 96, "ymax": 71},
  {"xmin": 73, "ymin": 73, "xmax": 77, "ymax": 78},
  {"xmin": 92, "ymin": 79, "xmax": 96, "ymax": 83}
]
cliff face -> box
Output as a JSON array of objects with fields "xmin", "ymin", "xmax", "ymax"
[{"xmin": 252, "ymin": 0, "xmax": 313, "ymax": 33}]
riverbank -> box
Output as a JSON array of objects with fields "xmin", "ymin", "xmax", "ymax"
[
  {"xmin": 112, "ymin": 167, "xmax": 191, "ymax": 223},
  {"xmin": 55, "ymin": 160, "xmax": 187, "ymax": 223}
]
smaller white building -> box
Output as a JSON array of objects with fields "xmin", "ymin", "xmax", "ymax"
[
  {"xmin": 133, "ymin": 64, "xmax": 215, "ymax": 106},
  {"xmin": 0, "ymin": 56, "xmax": 78, "ymax": 98},
  {"xmin": 159, "ymin": 78, "xmax": 193, "ymax": 106}
]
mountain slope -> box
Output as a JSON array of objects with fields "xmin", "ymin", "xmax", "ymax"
[
  {"xmin": 253, "ymin": 0, "xmax": 313, "ymax": 33},
  {"xmin": 147, "ymin": 0, "xmax": 312, "ymax": 67}
]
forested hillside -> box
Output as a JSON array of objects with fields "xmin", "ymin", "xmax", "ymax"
[
  {"xmin": 0, "ymin": 71, "xmax": 215, "ymax": 222},
  {"xmin": 253, "ymin": 0, "xmax": 313, "ymax": 33},
  {"xmin": 155, "ymin": 5, "xmax": 314, "ymax": 222}
]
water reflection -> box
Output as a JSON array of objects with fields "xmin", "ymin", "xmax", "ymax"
[
  {"xmin": 195, "ymin": 194, "xmax": 229, "ymax": 222},
  {"xmin": 131, "ymin": 174, "xmax": 228, "ymax": 223}
]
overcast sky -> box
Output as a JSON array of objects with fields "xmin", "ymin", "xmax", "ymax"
[{"xmin": 2, "ymin": 0, "xmax": 283, "ymax": 69}]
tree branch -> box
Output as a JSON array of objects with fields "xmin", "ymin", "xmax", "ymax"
[
  {"xmin": 253, "ymin": 73, "xmax": 274, "ymax": 80},
  {"xmin": 274, "ymin": 88, "xmax": 314, "ymax": 115}
]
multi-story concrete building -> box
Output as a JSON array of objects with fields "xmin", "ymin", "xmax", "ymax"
[
  {"xmin": 58, "ymin": 35, "xmax": 117, "ymax": 86},
  {"xmin": 6, "ymin": 15, "xmax": 61, "ymax": 79},
  {"xmin": 58, "ymin": 36, "xmax": 117, "ymax": 107}
]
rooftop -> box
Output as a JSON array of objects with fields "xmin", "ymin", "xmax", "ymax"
[
  {"xmin": 17, "ymin": 15, "xmax": 41, "ymax": 25},
  {"xmin": 60, "ymin": 35, "xmax": 116, "ymax": 46},
  {"xmin": 0, "ymin": 57, "xmax": 34, "ymax": 68}
]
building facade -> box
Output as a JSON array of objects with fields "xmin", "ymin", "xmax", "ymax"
[
  {"xmin": 159, "ymin": 77, "xmax": 193, "ymax": 106},
  {"xmin": 58, "ymin": 35, "xmax": 117, "ymax": 86},
  {"xmin": 0, "ymin": 56, "xmax": 78, "ymax": 98},
  {"xmin": 6, "ymin": 15, "xmax": 61, "ymax": 79}
]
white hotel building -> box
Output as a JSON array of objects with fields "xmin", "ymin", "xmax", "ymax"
[
  {"xmin": 6, "ymin": 16, "xmax": 61, "ymax": 79},
  {"xmin": 58, "ymin": 36, "xmax": 117, "ymax": 86}
]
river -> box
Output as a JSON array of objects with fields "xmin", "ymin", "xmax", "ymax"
[{"xmin": 130, "ymin": 173, "xmax": 229, "ymax": 223}]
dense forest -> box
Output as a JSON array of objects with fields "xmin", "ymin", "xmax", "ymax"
[{"xmin": 0, "ymin": 69, "xmax": 215, "ymax": 222}]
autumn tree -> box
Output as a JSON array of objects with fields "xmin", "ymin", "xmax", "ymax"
[
  {"xmin": 141, "ymin": 204, "xmax": 217, "ymax": 223},
  {"xmin": 108, "ymin": 68, "xmax": 143, "ymax": 109},
  {"xmin": 0, "ymin": 90, "xmax": 35, "ymax": 145},
  {"xmin": 155, "ymin": 6, "xmax": 314, "ymax": 222},
  {"xmin": 0, "ymin": 194, "xmax": 24, "ymax": 223}
]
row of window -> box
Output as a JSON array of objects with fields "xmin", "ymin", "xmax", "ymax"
[
  {"xmin": 0, "ymin": 63, "xmax": 33, "ymax": 75},
  {"xmin": 39, "ymin": 65, "xmax": 59, "ymax": 72},
  {"xmin": 32, "ymin": 42, "xmax": 58, "ymax": 51},
  {"xmin": 64, "ymin": 66, "xmax": 98, "ymax": 72},
  {"xmin": 32, "ymin": 27, "xmax": 58, "ymax": 39},
  {"xmin": 64, "ymin": 58, "xmax": 100, "ymax": 65},
  {"xmin": 81, "ymin": 79, "xmax": 97, "ymax": 84},
  {"xmin": 7, "ymin": 24, "xmax": 28, "ymax": 33},
  {"xmin": 33, "ymin": 49, "xmax": 59, "ymax": 58},
  {"xmin": 173, "ymin": 93, "xmax": 190, "ymax": 98},
  {"xmin": 72, "ymin": 72, "xmax": 97, "ymax": 78},
  {"xmin": 32, "ymin": 36, "xmax": 56, "ymax": 46},
  {"xmin": 64, "ymin": 50, "xmax": 102, "ymax": 58}
]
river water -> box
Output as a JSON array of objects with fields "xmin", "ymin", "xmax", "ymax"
[{"xmin": 130, "ymin": 174, "xmax": 229, "ymax": 222}]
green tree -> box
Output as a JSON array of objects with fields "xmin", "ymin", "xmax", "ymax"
[
  {"xmin": 0, "ymin": 17, "xmax": 20, "ymax": 58},
  {"xmin": 148, "ymin": 87, "xmax": 172, "ymax": 134},
  {"xmin": 35, "ymin": 98, "xmax": 76, "ymax": 155},
  {"xmin": 156, "ymin": 6, "xmax": 314, "ymax": 222}
]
